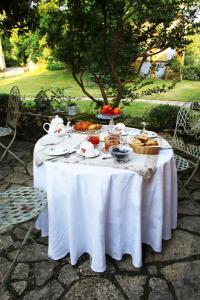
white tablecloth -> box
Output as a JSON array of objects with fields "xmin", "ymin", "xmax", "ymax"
[{"xmin": 34, "ymin": 131, "xmax": 177, "ymax": 272}]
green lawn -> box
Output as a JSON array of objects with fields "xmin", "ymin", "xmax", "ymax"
[
  {"xmin": 0, "ymin": 68, "xmax": 100, "ymax": 98},
  {"xmin": 0, "ymin": 68, "xmax": 200, "ymax": 102},
  {"xmin": 143, "ymin": 80, "xmax": 200, "ymax": 102},
  {"xmin": 77, "ymin": 100, "xmax": 153, "ymax": 118}
]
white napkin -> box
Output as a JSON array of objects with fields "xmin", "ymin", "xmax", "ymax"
[
  {"xmin": 34, "ymin": 148, "xmax": 53, "ymax": 167},
  {"xmin": 39, "ymin": 135, "xmax": 64, "ymax": 146},
  {"xmin": 35, "ymin": 134, "xmax": 86, "ymax": 167}
]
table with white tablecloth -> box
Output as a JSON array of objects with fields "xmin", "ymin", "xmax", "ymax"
[{"xmin": 34, "ymin": 130, "xmax": 177, "ymax": 272}]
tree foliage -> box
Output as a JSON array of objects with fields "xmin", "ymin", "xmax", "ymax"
[
  {"xmin": 1, "ymin": 0, "xmax": 200, "ymax": 105},
  {"xmin": 185, "ymin": 34, "xmax": 200, "ymax": 65},
  {"xmin": 41, "ymin": 0, "xmax": 200, "ymax": 106},
  {"xmin": 0, "ymin": 0, "xmax": 39, "ymax": 34}
]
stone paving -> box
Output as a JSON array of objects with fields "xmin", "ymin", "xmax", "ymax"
[{"xmin": 0, "ymin": 139, "xmax": 200, "ymax": 300}]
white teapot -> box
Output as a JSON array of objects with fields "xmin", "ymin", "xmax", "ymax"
[{"xmin": 43, "ymin": 115, "xmax": 66, "ymax": 136}]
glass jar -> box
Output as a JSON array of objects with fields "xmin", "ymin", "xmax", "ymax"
[
  {"xmin": 105, "ymin": 133, "xmax": 121, "ymax": 151},
  {"xmin": 87, "ymin": 130, "xmax": 101, "ymax": 147}
]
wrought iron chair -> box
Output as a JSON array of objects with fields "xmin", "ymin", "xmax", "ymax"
[
  {"xmin": 0, "ymin": 86, "xmax": 25, "ymax": 166},
  {"xmin": 171, "ymin": 102, "xmax": 200, "ymax": 198},
  {"xmin": 0, "ymin": 187, "xmax": 47, "ymax": 288}
]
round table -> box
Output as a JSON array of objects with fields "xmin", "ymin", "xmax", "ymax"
[{"xmin": 33, "ymin": 129, "xmax": 177, "ymax": 272}]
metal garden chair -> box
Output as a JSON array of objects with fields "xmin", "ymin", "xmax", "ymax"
[
  {"xmin": 0, "ymin": 187, "xmax": 47, "ymax": 288},
  {"xmin": 0, "ymin": 86, "xmax": 25, "ymax": 166},
  {"xmin": 171, "ymin": 102, "xmax": 200, "ymax": 199}
]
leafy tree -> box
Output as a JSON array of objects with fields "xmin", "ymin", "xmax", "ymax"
[
  {"xmin": 42, "ymin": 0, "xmax": 200, "ymax": 106},
  {"xmin": 185, "ymin": 34, "xmax": 200, "ymax": 65},
  {"xmin": 0, "ymin": 0, "xmax": 39, "ymax": 34},
  {"xmin": 0, "ymin": 0, "xmax": 42, "ymax": 66},
  {"xmin": 186, "ymin": 34, "xmax": 200, "ymax": 57},
  {"xmin": 14, "ymin": 30, "xmax": 46, "ymax": 65}
]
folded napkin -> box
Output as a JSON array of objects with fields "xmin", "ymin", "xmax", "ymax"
[
  {"xmin": 39, "ymin": 135, "xmax": 64, "ymax": 146},
  {"xmin": 34, "ymin": 148, "xmax": 54, "ymax": 167},
  {"xmin": 35, "ymin": 135, "xmax": 86, "ymax": 167}
]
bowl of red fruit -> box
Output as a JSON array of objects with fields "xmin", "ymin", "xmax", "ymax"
[{"xmin": 96, "ymin": 105, "xmax": 122, "ymax": 120}]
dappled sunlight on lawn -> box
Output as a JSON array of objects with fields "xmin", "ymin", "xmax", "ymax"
[
  {"xmin": 0, "ymin": 69, "xmax": 200, "ymax": 101},
  {"xmin": 143, "ymin": 80, "xmax": 200, "ymax": 101}
]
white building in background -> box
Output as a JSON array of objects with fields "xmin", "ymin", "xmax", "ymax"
[
  {"xmin": 138, "ymin": 48, "xmax": 181, "ymax": 79},
  {"xmin": 0, "ymin": 38, "xmax": 6, "ymax": 71}
]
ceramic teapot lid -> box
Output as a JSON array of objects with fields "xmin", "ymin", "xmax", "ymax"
[{"xmin": 51, "ymin": 115, "xmax": 64, "ymax": 126}]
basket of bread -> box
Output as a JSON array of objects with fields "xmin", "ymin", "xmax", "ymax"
[
  {"xmin": 73, "ymin": 121, "xmax": 102, "ymax": 132},
  {"xmin": 130, "ymin": 134, "xmax": 160, "ymax": 155}
]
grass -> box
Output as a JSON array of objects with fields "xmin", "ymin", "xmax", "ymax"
[
  {"xmin": 0, "ymin": 67, "xmax": 200, "ymax": 102},
  {"xmin": 0, "ymin": 68, "xmax": 100, "ymax": 98},
  {"xmin": 143, "ymin": 80, "xmax": 200, "ymax": 102},
  {"xmin": 76, "ymin": 100, "xmax": 153, "ymax": 118}
]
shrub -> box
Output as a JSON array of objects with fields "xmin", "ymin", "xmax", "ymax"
[
  {"xmin": 46, "ymin": 62, "xmax": 65, "ymax": 71},
  {"xmin": 0, "ymin": 93, "xmax": 9, "ymax": 111},
  {"xmin": 22, "ymin": 98, "xmax": 35, "ymax": 111},
  {"xmin": 5, "ymin": 57, "xmax": 19, "ymax": 67},
  {"xmin": 184, "ymin": 55, "xmax": 195, "ymax": 66},
  {"xmin": 165, "ymin": 58, "xmax": 181, "ymax": 80},
  {"xmin": 192, "ymin": 65, "xmax": 200, "ymax": 78},
  {"xmin": 143, "ymin": 104, "xmax": 180, "ymax": 130},
  {"xmin": 182, "ymin": 65, "xmax": 200, "ymax": 80},
  {"xmin": 34, "ymin": 90, "xmax": 51, "ymax": 113},
  {"xmin": 0, "ymin": 93, "xmax": 9, "ymax": 125}
]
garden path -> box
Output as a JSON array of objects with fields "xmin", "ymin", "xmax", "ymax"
[{"xmin": 0, "ymin": 67, "xmax": 24, "ymax": 78}]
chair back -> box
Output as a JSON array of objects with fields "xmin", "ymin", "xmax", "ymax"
[
  {"xmin": 172, "ymin": 102, "xmax": 200, "ymax": 160},
  {"xmin": 6, "ymin": 86, "xmax": 21, "ymax": 130}
]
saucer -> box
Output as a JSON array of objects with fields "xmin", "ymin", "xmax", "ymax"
[
  {"xmin": 43, "ymin": 146, "xmax": 69, "ymax": 156},
  {"xmin": 76, "ymin": 149, "xmax": 100, "ymax": 158},
  {"xmin": 145, "ymin": 131, "xmax": 157, "ymax": 138}
]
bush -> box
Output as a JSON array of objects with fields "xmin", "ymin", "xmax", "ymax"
[
  {"xmin": 0, "ymin": 93, "xmax": 9, "ymax": 125},
  {"xmin": 184, "ymin": 56, "xmax": 200, "ymax": 66},
  {"xmin": 0, "ymin": 93, "xmax": 9, "ymax": 110},
  {"xmin": 182, "ymin": 65, "xmax": 200, "ymax": 80},
  {"xmin": 5, "ymin": 57, "xmax": 19, "ymax": 67},
  {"xmin": 184, "ymin": 55, "xmax": 195, "ymax": 66},
  {"xmin": 143, "ymin": 104, "xmax": 180, "ymax": 130},
  {"xmin": 165, "ymin": 58, "xmax": 181, "ymax": 80},
  {"xmin": 46, "ymin": 62, "xmax": 65, "ymax": 71}
]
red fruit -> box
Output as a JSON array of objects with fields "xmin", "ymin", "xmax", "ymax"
[
  {"xmin": 113, "ymin": 107, "xmax": 122, "ymax": 114},
  {"xmin": 102, "ymin": 105, "xmax": 111, "ymax": 110}
]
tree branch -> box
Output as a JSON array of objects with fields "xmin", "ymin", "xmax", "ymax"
[
  {"xmin": 92, "ymin": 73, "xmax": 108, "ymax": 104},
  {"xmin": 71, "ymin": 63, "xmax": 99, "ymax": 103}
]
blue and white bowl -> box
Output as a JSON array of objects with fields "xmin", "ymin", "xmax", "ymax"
[{"xmin": 110, "ymin": 145, "xmax": 132, "ymax": 162}]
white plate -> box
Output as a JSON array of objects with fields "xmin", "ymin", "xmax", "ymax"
[
  {"xmin": 145, "ymin": 131, "xmax": 157, "ymax": 138},
  {"xmin": 43, "ymin": 146, "xmax": 70, "ymax": 156},
  {"xmin": 73, "ymin": 128, "xmax": 88, "ymax": 134},
  {"xmin": 128, "ymin": 129, "xmax": 157, "ymax": 138},
  {"xmin": 127, "ymin": 128, "xmax": 141, "ymax": 136},
  {"xmin": 76, "ymin": 149, "xmax": 100, "ymax": 158}
]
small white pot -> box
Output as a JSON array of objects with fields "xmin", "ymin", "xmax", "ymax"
[{"xmin": 67, "ymin": 105, "xmax": 77, "ymax": 116}]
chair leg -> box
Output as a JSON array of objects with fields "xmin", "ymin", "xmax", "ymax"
[
  {"xmin": 0, "ymin": 222, "xmax": 34, "ymax": 289},
  {"xmin": 0, "ymin": 133, "xmax": 16, "ymax": 162},
  {"xmin": 184, "ymin": 161, "xmax": 200, "ymax": 187},
  {"xmin": 0, "ymin": 142, "xmax": 25, "ymax": 167}
]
